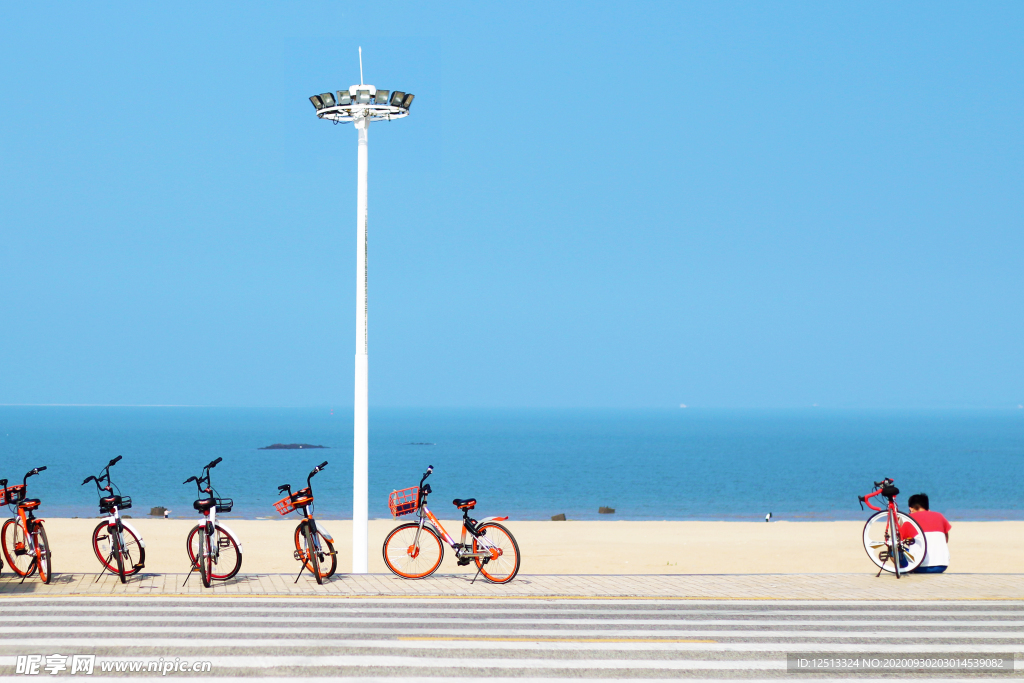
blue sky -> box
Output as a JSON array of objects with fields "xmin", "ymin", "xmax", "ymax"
[{"xmin": 1, "ymin": 3, "xmax": 1021, "ymax": 409}]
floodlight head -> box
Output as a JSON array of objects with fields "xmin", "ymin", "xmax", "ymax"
[{"xmin": 310, "ymin": 83, "xmax": 412, "ymax": 123}]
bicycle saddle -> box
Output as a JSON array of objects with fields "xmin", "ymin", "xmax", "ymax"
[
  {"xmin": 20, "ymin": 499, "xmax": 41, "ymax": 509},
  {"xmin": 453, "ymin": 498, "xmax": 476, "ymax": 510},
  {"xmin": 193, "ymin": 498, "xmax": 216, "ymax": 511},
  {"xmin": 100, "ymin": 496, "xmax": 122, "ymax": 507}
]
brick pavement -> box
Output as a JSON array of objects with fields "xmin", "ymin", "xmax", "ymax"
[{"xmin": 2, "ymin": 571, "xmax": 1023, "ymax": 599}]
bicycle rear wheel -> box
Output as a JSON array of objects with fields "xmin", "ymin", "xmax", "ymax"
[
  {"xmin": 383, "ymin": 523, "xmax": 444, "ymax": 579},
  {"xmin": 34, "ymin": 523, "xmax": 51, "ymax": 584},
  {"xmin": 473, "ymin": 523, "xmax": 520, "ymax": 584},
  {"xmin": 2, "ymin": 518, "xmax": 35, "ymax": 577},
  {"xmin": 862, "ymin": 510, "xmax": 926, "ymax": 574}
]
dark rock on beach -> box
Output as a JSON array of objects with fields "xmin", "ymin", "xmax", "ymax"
[{"xmin": 259, "ymin": 443, "xmax": 329, "ymax": 450}]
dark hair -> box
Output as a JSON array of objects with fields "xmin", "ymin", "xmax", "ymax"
[{"xmin": 907, "ymin": 493, "xmax": 929, "ymax": 510}]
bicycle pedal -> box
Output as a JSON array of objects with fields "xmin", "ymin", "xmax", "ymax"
[
  {"xmin": 456, "ymin": 558, "xmax": 472, "ymax": 566},
  {"xmin": 132, "ymin": 563, "xmax": 145, "ymax": 570},
  {"xmin": 218, "ymin": 537, "xmax": 232, "ymax": 548},
  {"xmin": 293, "ymin": 550, "xmax": 305, "ymax": 562}
]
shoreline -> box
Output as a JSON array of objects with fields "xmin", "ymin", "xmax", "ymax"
[{"xmin": 36, "ymin": 518, "xmax": 1024, "ymax": 575}]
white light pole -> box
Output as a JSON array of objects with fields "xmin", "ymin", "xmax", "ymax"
[{"xmin": 309, "ymin": 51, "xmax": 414, "ymax": 573}]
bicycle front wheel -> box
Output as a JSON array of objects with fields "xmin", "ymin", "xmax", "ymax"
[
  {"xmin": 34, "ymin": 522, "xmax": 51, "ymax": 584},
  {"xmin": 2, "ymin": 518, "xmax": 35, "ymax": 577},
  {"xmin": 862, "ymin": 510, "xmax": 926, "ymax": 574},
  {"xmin": 187, "ymin": 525, "xmax": 213, "ymax": 587},
  {"xmin": 93, "ymin": 521, "xmax": 145, "ymax": 577},
  {"xmin": 473, "ymin": 523, "xmax": 520, "ymax": 584},
  {"xmin": 112, "ymin": 529, "xmax": 125, "ymax": 583},
  {"xmin": 294, "ymin": 523, "xmax": 336, "ymax": 580},
  {"xmin": 383, "ymin": 523, "xmax": 444, "ymax": 579}
]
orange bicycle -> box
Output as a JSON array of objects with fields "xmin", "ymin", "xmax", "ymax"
[
  {"xmin": 384, "ymin": 465, "xmax": 520, "ymax": 583},
  {"xmin": 1, "ymin": 467, "xmax": 52, "ymax": 584},
  {"xmin": 275, "ymin": 461, "xmax": 336, "ymax": 584}
]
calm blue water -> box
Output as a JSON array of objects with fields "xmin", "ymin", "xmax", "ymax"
[{"xmin": 0, "ymin": 407, "xmax": 1021, "ymax": 521}]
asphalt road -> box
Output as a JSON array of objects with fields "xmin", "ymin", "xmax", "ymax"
[{"xmin": 0, "ymin": 597, "xmax": 1019, "ymax": 680}]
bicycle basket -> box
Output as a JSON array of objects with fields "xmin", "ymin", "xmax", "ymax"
[
  {"xmin": 4, "ymin": 485, "xmax": 26, "ymax": 506},
  {"xmin": 389, "ymin": 486, "xmax": 419, "ymax": 517},
  {"xmin": 100, "ymin": 495, "xmax": 131, "ymax": 512},
  {"xmin": 274, "ymin": 496, "xmax": 295, "ymax": 515},
  {"xmin": 214, "ymin": 497, "xmax": 233, "ymax": 513}
]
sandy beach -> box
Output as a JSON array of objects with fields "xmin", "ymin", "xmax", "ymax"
[{"xmin": 32, "ymin": 518, "xmax": 1024, "ymax": 576}]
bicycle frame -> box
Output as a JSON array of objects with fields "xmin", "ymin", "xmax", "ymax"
[
  {"xmin": 411, "ymin": 503, "xmax": 509, "ymax": 561},
  {"xmin": 12, "ymin": 505, "xmax": 38, "ymax": 560}
]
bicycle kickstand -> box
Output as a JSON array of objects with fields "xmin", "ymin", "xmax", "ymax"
[
  {"xmin": 293, "ymin": 559, "xmax": 307, "ymax": 584},
  {"xmin": 182, "ymin": 562, "xmax": 197, "ymax": 587},
  {"xmin": 19, "ymin": 559, "xmax": 36, "ymax": 585},
  {"xmin": 470, "ymin": 561, "xmax": 485, "ymax": 585}
]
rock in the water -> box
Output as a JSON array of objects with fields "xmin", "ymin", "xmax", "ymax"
[
  {"xmin": 598, "ymin": 506, "xmax": 615, "ymax": 514},
  {"xmin": 149, "ymin": 506, "xmax": 168, "ymax": 516},
  {"xmin": 259, "ymin": 443, "xmax": 329, "ymax": 450},
  {"xmin": 550, "ymin": 513, "xmax": 566, "ymax": 521}
]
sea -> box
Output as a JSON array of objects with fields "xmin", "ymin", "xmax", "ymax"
[{"xmin": 0, "ymin": 407, "xmax": 1021, "ymax": 522}]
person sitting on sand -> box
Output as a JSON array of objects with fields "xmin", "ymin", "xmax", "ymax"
[{"xmin": 907, "ymin": 493, "xmax": 951, "ymax": 574}]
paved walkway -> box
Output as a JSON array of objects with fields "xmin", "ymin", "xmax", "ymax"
[
  {"xmin": 2, "ymin": 572, "xmax": 1023, "ymax": 600},
  {"xmin": 1, "ymin": 596, "xmax": 1020, "ymax": 680}
]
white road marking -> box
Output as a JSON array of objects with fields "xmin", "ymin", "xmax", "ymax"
[
  {"xmin": 0, "ymin": 625, "xmax": 1018, "ymax": 638},
  {"xmin": 0, "ymin": 655, "xmax": 785, "ymax": 671},
  {"xmin": 0, "ymin": 637, "xmax": 1019, "ymax": 653}
]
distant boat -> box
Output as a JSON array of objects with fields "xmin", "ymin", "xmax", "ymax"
[{"xmin": 407, "ymin": 442, "xmax": 435, "ymax": 446}]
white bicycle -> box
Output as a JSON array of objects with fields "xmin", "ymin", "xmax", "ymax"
[
  {"xmin": 82, "ymin": 456, "xmax": 146, "ymax": 583},
  {"xmin": 183, "ymin": 457, "xmax": 243, "ymax": 587}
]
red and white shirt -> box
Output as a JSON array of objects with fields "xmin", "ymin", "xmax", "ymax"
[{"xmin": 910, "ymin": 510, "xmax": 951, "ymax": 567}]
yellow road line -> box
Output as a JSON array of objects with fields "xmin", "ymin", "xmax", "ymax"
[{"xmin": 399, "ymin": 636, "xmax": 717, "ymax": 643}]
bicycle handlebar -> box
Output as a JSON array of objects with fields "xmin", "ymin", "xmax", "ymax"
[
  {"xmin": 109, "ymin": 455, "xmax": 122, "ymax": 467},
  {"xmin": 859, "ymin": 477, "xmax": 897, "ymax": 513},
  {"xmin": 206, "ymin": 457, "xmax": 222, "ymax": 470},
  {"xmin": 306, "ymin": 461, "xmax": 328, "ymax": 488},
  {"xmin": 23, "ymin": 466, "xmax": 47, "ymax": 487}
]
